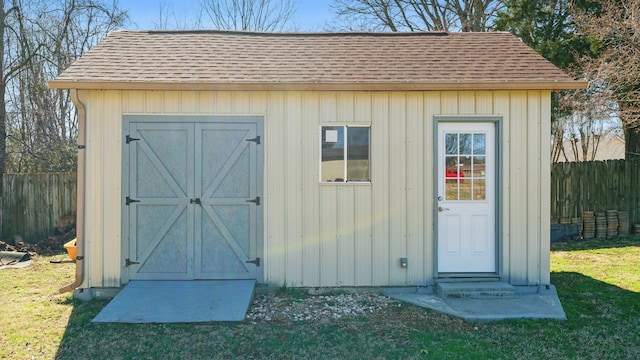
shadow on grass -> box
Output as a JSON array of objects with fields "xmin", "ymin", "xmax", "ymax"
[
  {"xmin": 54, "ymin": 271, "xmax": 640, "ymax": 359},
  {"xmin": 551, "ymin": 236, "xmax": 640, "ymax": 251}
]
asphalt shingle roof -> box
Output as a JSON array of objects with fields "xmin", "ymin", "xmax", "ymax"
[{"xmin": 49, "ymin": 30, "xmax": 585, "ymax": 91}]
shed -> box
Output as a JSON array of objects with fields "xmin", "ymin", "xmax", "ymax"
[{"xmin": 49, "ymin": 30, "xmax": 585, "ymax": 297}]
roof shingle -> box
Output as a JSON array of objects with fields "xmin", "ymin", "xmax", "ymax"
[{"xmin": 49, "ymin": 30, "xmax": 586, "ymax": 91}]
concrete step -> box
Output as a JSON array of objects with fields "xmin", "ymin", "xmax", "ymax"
[{"xmin": 436, "ymin": 281, "xmax": 516, "ymax": 298}]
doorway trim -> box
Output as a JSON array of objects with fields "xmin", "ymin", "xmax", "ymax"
[{"xmin": 433, "ymin": 116, "xmax": 503, "ymax": 279}]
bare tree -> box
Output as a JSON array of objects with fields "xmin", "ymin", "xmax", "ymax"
[
  {"xmin": 200, "ymin": 0, "xmax": 297, "ymax": 31},
  {"xmin": 1, "ymin": 0, "xmax": 127, "ymax": 176},
  {"xmin": 331, "ymin": 0, "xmax": 504, "ymax": 32},
  {"xmin": 571, "ymin": 0, "xmax": 640, "ymax": 159},
  {"xmin": 555, "ymin": 84, "xmax": 618, "ymax": 162},
  {"xmin": 150, "ymin": 0, "xmax": 200, "ymax": 30}
]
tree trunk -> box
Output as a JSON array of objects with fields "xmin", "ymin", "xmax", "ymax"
[{"xmin": 0, "ymin": 1, "xmax": 7, "ymax": 193}]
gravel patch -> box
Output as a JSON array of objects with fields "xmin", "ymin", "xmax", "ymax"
[{"xmin": 246, "ymin": 292, "xmax": 397, "ymax": 322}]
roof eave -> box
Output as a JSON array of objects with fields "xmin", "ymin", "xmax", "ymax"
[{"xmin": 48, "ymin": 80, "xmax": 589, "ymax": 91}]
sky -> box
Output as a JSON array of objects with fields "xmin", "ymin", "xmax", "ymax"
[{"xmin": 123, "ymin": 0, "xmax": 335, "ymax": 31}]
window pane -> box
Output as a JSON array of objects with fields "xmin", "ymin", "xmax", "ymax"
[
  {"xmin": 445, "ymin": 133, "xmax": 458, "ymax": 155},
  {"xmin": 472, "ymin": 156, "xmax": 485, "ymax": 179},
  {"xmin": 459, "ymin": 181, "xmax": 472, "ymax": 200},
  {"xmin": 460, "ymin": 156, "xmax": 470, "ymax": 180},
  {"xmin": 321, "ymin": 126, "xmax": 345, "ymax": 182},
  {"xmin": 459, "ymin": 133, "xmax": 472, "ymax": 155},
  {"xmin": 446, "ymin": 180, "xmax": 458, "ymax": 200},
  {"xmin": 347, "ymin": 127, "xmax": 369, "ymax": 181},
  {"xmin": 473, "ymin": 134, "xmax": 486, "ymax": 155},
  {"xmin": 473, "ymin": 179, "xmax": 486, "ymax": 200}
]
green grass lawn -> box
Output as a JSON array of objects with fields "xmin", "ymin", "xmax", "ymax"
[{"xmin": 1, "ymin": 238, "xmax": 639, "ymax": 360}]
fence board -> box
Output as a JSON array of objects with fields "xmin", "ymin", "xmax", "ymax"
[
  {"xmin": 551, "ymin": 160, "xmax": 640, "ymax": 225},
  {"xmin": 2, "ymin": 160, "xmax": 640, "ymax": 244},
  {"xmin": 2, "ymin": 173, "xmax": 77, "ymax": 244}
]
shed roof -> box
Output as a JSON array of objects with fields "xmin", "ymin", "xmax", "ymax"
[{"xmin": 49, "ymin": 30, "xmax": 586, "ymax": 91}]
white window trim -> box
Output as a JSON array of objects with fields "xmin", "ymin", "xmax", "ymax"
[{"xmin": 319, "ymin": 124, "xmax": 371, "ymax": 184}]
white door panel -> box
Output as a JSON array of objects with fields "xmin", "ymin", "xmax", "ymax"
[{"xmin": 437, "ymin": 122, "xmax": 496, "ymax": 273}]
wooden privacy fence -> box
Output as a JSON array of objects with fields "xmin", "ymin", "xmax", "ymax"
[
  {"xmin": 1, "ymin": 173, "xmax": 77, "ymax": 244},
  {"xmin": 551, "ymin": 159, "xmax": 640, "ymax": 225},
  {"xmin": 2, "ymin": 162, "xmax": 640, "ymax": 243}
]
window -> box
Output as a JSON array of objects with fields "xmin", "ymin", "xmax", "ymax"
[
  {"xmin": 321, "ymin": 125, "xmax": 370, "ymax": 183},
  {"xmin": 444, "ymin": 132, "xmax": 486, "ymax": 201}
]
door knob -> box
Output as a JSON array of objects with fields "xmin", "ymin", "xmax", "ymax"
[{"xmin": 438, "ymin": 207, "xmax": 450, "ymax": 212}]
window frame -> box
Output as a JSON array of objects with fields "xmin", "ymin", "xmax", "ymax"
[{"xmin": 319, "ymin": 124, "xmax": 371, "ymax": 184}]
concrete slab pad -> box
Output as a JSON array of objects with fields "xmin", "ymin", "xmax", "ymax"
[
  {"xmin": 92, "ymin": 280, "xmax": 255, "ymax": 323},
  {"xmin": 385, "ymin": 285, "xmax": 566, "ymax": 322}
]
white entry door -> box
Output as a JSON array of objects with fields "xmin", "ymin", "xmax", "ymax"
[{"xmin": 437, "ymin": 122, "xmax": 496, "ymax": 273}]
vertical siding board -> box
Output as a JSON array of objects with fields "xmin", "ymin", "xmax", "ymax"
[
  {"xmin": 320, "ymin": 186, "xmax": 338, "ymax": 286},
  {"xmin": 354, "ymin": 92, "xmax": 372, "ymax": 123},
  {"xmin": 406, "ymin": 92, "xmax": 425, "ymax": 285},
  {"xmin": 233, "ymin": 91, "xmax": 251, "ymax": 113},
  {"xmin": 476, "ymin": 91, "xmax": 494, "ymax": 115},
  {"xmin": 509, "ymin": 91, "xmax": 528, "ymax": 285},
  {"xmin": 181, "ymin": 91, "xmax": 198, "ymax": 112},
  {"xmin": 389, "ymin": 93, "xmax": 408, "ymax": 284},
  {"xmin": 285, "ymin": 92, "xmax": 304, "ymax": 286},
  {"xmin": 337, "ymin": 186, "xmax": 356, "ymax": 285},
  {"xmin": 102, "ymin": 91, "xmax": 123, "ymax": 287},
  {"xmin": 493, "ymin": 91, "xmax": 511, "ymax": 280},
  {"xmin": 86, "ymin": 90, "xmax": 105, "ymax": 287},
  {"xmin": 424, "ymin": 91, "xmax": 442, "ymax": 283},
  {"xmin": 354, "ymin": 186, "xmax": 373, "ymax": 285},
  {"xmin": 265, "ymin": 91, "xmax": 286, "ymax": 285},
  {"xmin": 124, "ymin": 91, "xmax": 145, "ymax": 113},
  {"xmin": 249, "ymin": 91, "xmax": 268, "ymax": 115},
  {"xmin": 319, "ymin": 92, "xmax": 338, "ymax": 122},
  {"xmin": 215, "ymin": 91, "xmax": 234, "ymax": 113},
  {"xmin": 526, "ymin": 91, "xmax": 542, "ymax": 285},
  {"xmin": 163, "ymin": 92, "xmax": 182, "ymax": 113},
  {"xmin": 458, "ymin": 91, "xmax": 476, "ymax": 115},
  {"xmin": 539, "ymin": 92, "xmax": 552, "ymax": 284},
  {"xmin": 144, "ymin": 91, "xmax": 163, "ymax": 113},
  {"xmin": 423, "ymin": 92, "xmax": 440, "ymax": 281},
  {"xmin": 371, "ymin": 92, "xmax": 390, "ymax": 285},
  {"xmin": 197, "ymin": 92, "xmax": 216, "ymax": 113},
  {"xmin": 301, "ymin": 92, "xmax": 321, "ymax": 286},
  {"xmin": 440, "ymin": 91, "xmax": 459, "ymax": 115},
  {"xmin": 337, "ymin": 92, "xmax": 355, "ymax": 122}
]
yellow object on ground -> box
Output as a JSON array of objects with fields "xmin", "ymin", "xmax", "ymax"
[{"xmin": 64, "ymin": 239, "xmax": 77, "ymax": 262}]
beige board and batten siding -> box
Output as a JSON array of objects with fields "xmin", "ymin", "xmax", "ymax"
[{"xmin": 77, "ymin": 89, "xmax": 550, "ymax": 288}]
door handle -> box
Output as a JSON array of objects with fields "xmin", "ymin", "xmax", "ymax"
[{"xmin": 438, "ymin": 207, "xmax": 450, "ymax": 212}]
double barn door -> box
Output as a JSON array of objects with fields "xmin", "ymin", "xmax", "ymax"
[{"xmin": 123, "ymin": 117, "xmax": 262, "ymax": 281}]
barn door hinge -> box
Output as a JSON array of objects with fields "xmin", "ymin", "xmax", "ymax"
[
  {"xmin": 246, "ymin": 196, "xmax": 261, "ymax": 206},
  {"xmin": 246, "ymin": 136, "xmax": 261, "ymax": 145},
  {"xmin": 126, "ymin": 135, "xmax": 140, "ymax": 144},
  {"xmin": 246, "ymin": 258, "xmax": 260, "ymax": 267},
  {"xmin": 125, "ymin": 196, "xmax": 140, "ymax": 205},
  {"xmin": 125, "ymin": 258, "xmax": 140, "ymax": 267}
]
